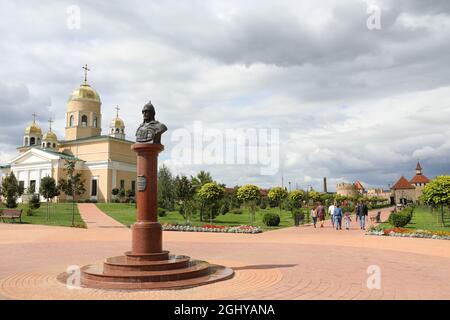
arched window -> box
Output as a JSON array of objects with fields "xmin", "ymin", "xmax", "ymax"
[
  {"xmin": 93, "ymin": 116, "xmax": 98, "ymax": 128},
  {"xmin": 47, "ymin": 142, "xmax": 51, "ymax": 148},
  {"xmin": 53, "ymin": 143, "xmax": 56, "ymax": 148},
  {"xmin": 69, "ymin": 115, "xmax": 74, "ymax": 127},
  {"xmin": 24, "ymin": 137, "xmax": 29, "ymax": 146},
  {"xmin": 116, "ymin": 128, "xmax": 120, "ymax": 133},
  {"xmin": 42, "ymin": 143, "xmax": 45, "ymax": 148},
  {"xmin": 81, "ymin": 115, "xmax": 88, "ymax": 127},
  {"xmin": 30, "ymin": 137, "xmax": 36, "ymax": 145}
]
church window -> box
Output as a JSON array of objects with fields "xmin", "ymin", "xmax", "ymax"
[
  {"xmin": 19, "ymin": 181, "xmax": 25, "ymax": 192},
  {"xmin": 69, "ymin": 115, "xmax": 74, "ymax": 127},
  {"xmin": 91, "ymin": 178, "xmax": 98, "ymax": 197},
  {"xmin": 24, "ymin": 137, "xmax": 29, "ymax": 146},
  {"xmin": 81, "ymin": 115, "xmax": 88, "ymax": 127},
  {"xmin": 93, "ymin": 116, "xmax": 98, "ymax": 128},
  {"xmin": 30, "ymin": 137, "xmax": 36, "ymax": 145},
  {"xmin": 47, "ymin": 142, "xmax": 51, "ymax": 148}
]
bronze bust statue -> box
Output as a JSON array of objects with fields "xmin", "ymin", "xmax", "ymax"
[{"xmin": 136, "ymin": 101, "xmax": 167, "ymax": 144}]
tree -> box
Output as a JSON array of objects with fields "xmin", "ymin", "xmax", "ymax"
[
  {"xmin": 236, "ymin": 185, "xmax": 261, "ymax": 225},
  {"xmin": 191, "ymin": 171, "xmax": 213, "ymax": 190},
  {"xmin": 422, "ymin": 176, "xmax": 450, "ymax": 225},
  {"xmin": 268, "ymin": 187, "xmax": 288, "ymax": 213},
  {"xmin": 308, "ymin": 190, "xmax": 321, "ymax": 203},
  {"xmin": 174, "ymin": 175, "xmax": 196, "ymax": 224},
  {"xmin": 58, "ymin": 160, "xmax": 86, "ymax": 227},
  {"xmin": 157, "ymin": 165, "xmax": 175, "ymax": 210},
  {"xmin": 1, "ymin": 172, "xmax": 23, "ymax": 208},
  {"xmin": 39, "ymin": 176, "xmax": 60, "ymax": 221},
  {"xmin": 197, "ymin": 182, "xmax": 225, "ymax": 223}
]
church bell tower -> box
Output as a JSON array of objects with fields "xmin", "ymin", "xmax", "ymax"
[{"xmin": 65, "ymin": 64, "xmax": 102, "ymax": 141}]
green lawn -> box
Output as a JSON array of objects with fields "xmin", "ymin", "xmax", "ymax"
[
  {"xmin": 379, "ymin": 205, "xmax": 450, "ymax": 232},
  {"xmin": 0, "ymin": 203, "xmax": 86, "ymax": 228},
  {"xmin": 96, "ymin": 203, "xmax": 300, "ymax": 231}
]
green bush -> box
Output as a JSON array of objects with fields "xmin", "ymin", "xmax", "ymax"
[
  {"xmin": 29, "ymin": 194, "xmax": 41, "ymax": 209},
  {"xmin": 25, "ymin": 207, "xmax": 34, "ymax": 217},
  {"xmin": 259, "ymin": 202, "xmax": 267, "ymax": 210},
  {"xmin": 158, "ymin": 208, "xmax": 168, "ymax": 217},
  {"xmin": 231, "ymin": 208, "xmax": 243, "ymax": 214},
  {"xmin": 388, "ymin": 209, "xmax": 413, "ymax": 227},
  {"xmin": 263, "ymin": 213, "xmax": 281, "ymax": 226}
]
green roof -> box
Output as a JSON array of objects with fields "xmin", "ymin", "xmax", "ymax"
[
  {"xmin": 61, "ymin": 135, "xmax": 134, "ymax": 145},
  {"xmin": 40, "ymin": 149, "xmax": 81, "ymax": 161}
]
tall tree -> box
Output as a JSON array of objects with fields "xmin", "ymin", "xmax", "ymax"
[
  {"xmin": 236, "ymin": 185, "xmax": 261, "ymax": 225},
  {"xmin": 58, "ymin": 160, "xmax": 86, "ymax": 227},
  {"xmin": 174, "ymin": 175, "xmax": 196, "ymax": 224},
  {"xmin": 422, "ymin": 176, "xmax": 450, "ymax": 225},
  {"xmin": 157, "ymin": 165, "xmax": 175, "ymax": 210},
  {"xmin": 39, "ymin": 176, "xmax": 60, "ymax": 221},
  {"xmin": 1, "ymin": 172, "xmax": 23, "ymax": 208},
  {"xmin": 191, "ymin": 171, "xmax": 213, "ymax": 190},
  {"xmin": 197, "ymin": 182, "xmax": 224, "ymax": 223},
  {"xmin": 268, "ymin": 187, "xmax": 288, "ymax": 213}
]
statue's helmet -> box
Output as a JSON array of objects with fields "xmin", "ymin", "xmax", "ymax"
[{"xmin": 142, "ymin": 100, "xmax": 155, "ymax": 116}]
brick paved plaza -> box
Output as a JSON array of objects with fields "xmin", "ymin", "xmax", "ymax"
[{"xmin": 1, "ymin": 205, "xmax": 450, "ymax": 300}]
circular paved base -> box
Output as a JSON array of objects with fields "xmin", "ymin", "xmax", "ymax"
[{"xmin": 0, "ymin": 261, "xmax": 282, "ymax": 300}]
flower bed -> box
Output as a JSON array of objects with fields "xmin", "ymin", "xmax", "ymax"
[
  {"xmin": 366, "ymin": 226, "xmax": 450, "ymax": 240},
  {"xmin": 162, "ymin": 223, "xmax": 263, "ymax": 234}
]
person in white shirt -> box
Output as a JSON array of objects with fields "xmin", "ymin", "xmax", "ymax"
[{"xmin": 328, "ymin": 203, "xmax": 336, "ymax": 228}]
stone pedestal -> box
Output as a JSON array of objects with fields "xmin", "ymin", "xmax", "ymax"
[{"xmin": 60, "ymin": 143, "xmax": 233, "ymax": 290}]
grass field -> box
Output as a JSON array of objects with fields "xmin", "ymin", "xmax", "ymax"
[
  {"xmin": 0, "ymin": 203, "xmax": 86, "ymax": 228},
  {"xmin": 379, "ymin": 205, "xmax": 450, "ymax": 232},
  {"xmin": 96, "ymin": 203, "xmax": 302, "ymax": 231}
]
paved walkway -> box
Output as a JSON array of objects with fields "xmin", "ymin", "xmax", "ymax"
[
  {"xmin": 77, "ymin": 203, "xmax": 125, "ymax": 229},
  {"xmin": 1, "ymin": 206, "xmax": 450, "ymax": 299}
]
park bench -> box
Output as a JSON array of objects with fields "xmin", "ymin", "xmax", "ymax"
[
  {"xmin": 369, "ymin": 211, "xmax": 382, "ymax": 224},
  {"xmin": 0, "ymin": 209, "xmax": 23, "ymax": 223}
]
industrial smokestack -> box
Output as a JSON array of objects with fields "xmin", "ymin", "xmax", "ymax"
[{"xmin": 323, "ymin": 177, "xmax": 328, "ymax": 193}]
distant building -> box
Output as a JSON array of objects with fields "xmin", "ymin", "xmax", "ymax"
[
  {"xmin": 391, "ymin": 162, "xmax": 430, "ymax": 204},
  {"xmin": 336, "ymin": 182, "xmax": 359, "ymax": 198}
]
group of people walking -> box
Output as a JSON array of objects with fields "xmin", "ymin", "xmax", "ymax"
[{"xmin": 310, "ymin": 201, "xmax": 369, "ymax": 231}]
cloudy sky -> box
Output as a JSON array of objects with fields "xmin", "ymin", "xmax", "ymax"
[{"xmin": 0, "ymin": 0, "xmax": 449, "ymax": 191}]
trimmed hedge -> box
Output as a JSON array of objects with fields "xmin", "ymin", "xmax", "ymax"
[
  {"xmin": 263, "ymin": 213, "xmax": 281, "ymax": 226},
  {"xmin": 388, "ymin": 208, "xmax": 413, "ymax": 227}
]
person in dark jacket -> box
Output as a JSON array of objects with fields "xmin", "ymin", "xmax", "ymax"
[
  {"xmin": 359, "ymin": 201, "xmax": 369, "ymax": 230},
  {"xmin": 334, "ymin": 204, "xmax": 343, "ymax": 230}
]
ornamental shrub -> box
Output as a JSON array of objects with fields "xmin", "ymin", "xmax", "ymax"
[
  {"xmin": 388, "ymin": 209, "xmax": 413, "ymax": 227},
  {"xmin": 263, "ymin": 213, "xmax": 281, "ymax": 226},
  {"xmin": 29, "ymin": 194, "xmax": 41, "ymax": 209}
]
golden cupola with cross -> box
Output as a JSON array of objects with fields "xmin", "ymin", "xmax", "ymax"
[{"xmin": 65, "ymin": 64, "xmax": 102, "ymax": 141}]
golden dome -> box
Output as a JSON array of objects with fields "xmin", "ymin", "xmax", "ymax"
[
  {"xmin": 111, "ymin": 117, "xmax": 125, "ymax": 128},
  {"xmin": 68, "ymin": 83, "xmax": 101, "ymax": 103},
  {"xmin": 43, "ymin": 131, "xmax": 58, "ymax": 141},
  {"xmin": 25, "ymin": 122, "xmax": 42, "ymax": 135}
]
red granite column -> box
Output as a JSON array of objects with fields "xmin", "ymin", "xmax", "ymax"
[{"xmin": 131, "ymin": 143, "xmax": 164, "ymax": 254}]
